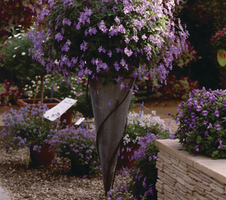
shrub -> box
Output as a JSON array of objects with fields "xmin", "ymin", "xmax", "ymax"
[
  {"xmin": 171, "ymin": 87, "xmax": 226, "ymax": 159},
  {"xmin": 159, "ymin": 75, "xmax": 199, "ymax": 100},
  {"xmin": 49, "ymin": 126, "xmax": 100, "ymax": 175},
  {"xmin": 0, "ymin": 104, "xmax": 61, "ymax": 152}
]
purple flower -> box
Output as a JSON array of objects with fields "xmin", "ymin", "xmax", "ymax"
[
  {"xmin": 190, "ymin": 112, "xmax": 196, "ymax": 118},
  {"xmin": 80, "ymin": 40, "xmax": 88, "ymax": 51},
  {"xmin": 107, "ymin": 100, "xmax": 112, "ymax": 107},
  {"xmin": 196, "ymin": 105, "xmax": 202, "ymax": 112},
  {"xmin": 114, "ymin": 16, "xmax": 120, "ymax": 23},
  {"xmin": 202, "ymin": 110, "xmax": 208, "ymax": 116},
  {"xmin": 215, "ymin": 124, "xmax": 221, "ymax": 131},
  {"xmin": 125, "ymin": 37, "xmax": 130, "ymax": 43},
  {"xmin": 113, "ymin": 62, "xmax": 120, "ymax": 71},
  {"xmin": 217, "ymin": 138, "xmax": 223, "ymax": 149},
  {"xmin": 207, "ymin": 123, "xmax": 213, "ymax": 129},
  {"xmin": 142, "ymin": 34, "xmax": 147, "ymax": 40},
  {"xmin": 98, "ymin": 20, "xmax": 108, "ymax": 33},
  {"xmin": 120, "ymin": 58, "xmax": 126, "ymax": 66},
  {"xmin": 194, "ymin": 145, "xmax": 199, "ymax": 152},
  {"xmin": 120, "ymin": 82, "xmax": 125, "ymax": 90},
  {"xmin": 55, "ymin": 33, "xmax": 63, "ymax": 42},
  {"xmin": 107, "ymin": 50, "xmax": 112, "ymax": 57},
  {"xmin": 202, "ymin": 131, "xmax": 208, "ymax": 138},
  {"xmin": 124, "ymin": 47, "xmax": 133, "ymax": 57},
  {"xmin": 62, "ymin": 18, "xmax": 71, "ymax": 26},
  {"xmin": 132, "ymin": 35, "xmax": 139, "ymax": 42},
  {"xmin": 98, "ymin": 46, "xmax": 106, "ymax": 53},
  {"xmin": 214, "ymin": 108, "xmax": 220, "ymax": 117}
]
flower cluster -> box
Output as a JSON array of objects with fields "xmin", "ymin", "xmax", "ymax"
[
  {"xmin": 159, "ymin": 75, "xmax": 199, "ymax": 100},
  {"xmin": 128, "ymin": 131, "xmax": 170, "ymax": 199},
  {"xmin": 171, "ymin": 87, "xmax": 226, "ymax": 159},
  {"xmin": 31, "ymin": 0, "xmax": 188, "ymax": 87},
  {"xmin": 49, "ymin": 126, "xmax": 100, "ymax": 175},
  {"xmin": 0, "ymin": 104, "xmax": 61, "ymax": 152},
  {"xmin": 174, "ymin": 40, "xmax": 200, "ymax": 68},
  {"xmin": 0, "ymin": 80, "xmax": 22, "ymax": 106},
  {"xmin": 123, "ymin": 111, "xmax": 167, "ymax": 146},
  {"xmin": 210, "ymin": 27, "xmax": 226, "ymax": 50}
]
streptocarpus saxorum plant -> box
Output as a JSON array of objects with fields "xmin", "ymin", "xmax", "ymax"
[
  {"xmin": 30, "ymin": 0, "xmax": 188, "ymax": 88},
  {"xmin": 0, "ymin": 104, "xmax": 61, "ymax": 152},
  {"xmin": 171, "ymin": 87, "xmax": 226, "ymax": 159},
  {"xmin": 49, "ymin": 126, "xmax": 101, "ymax": 175}
]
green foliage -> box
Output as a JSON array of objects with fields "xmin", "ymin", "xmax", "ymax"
[
  {"xmin": 3, "ymin": 30, "xmax": 46, "ymax": 80},
  {"xmin": 0, "ymin": 80, "xmax": 22, "ymax": 106},
  {"xmin": 159, "ymin": 75, "xmax": 199, "ymax": 100}
]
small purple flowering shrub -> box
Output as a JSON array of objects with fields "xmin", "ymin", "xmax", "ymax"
[
  {"xmin": 128, "ymin": 131, "xmax": 170, "ymax": 199},
  {"xmin": 0, "ymin": 80, "xmax": 22, "ymax": 106},
  {"xmin": 172, "ymin": 87, "xmax": 226, "ymax": 159},
  {"xmin": 0, "ymin": 104, "xmax": 61, "ymax": 152},
  {"xmin": 49, "ymin": 126, "xmax": 100, "ymax": 175},
  {"xmin": 31, "ymin": 0, "xmax": 188, "ymax": 87}
]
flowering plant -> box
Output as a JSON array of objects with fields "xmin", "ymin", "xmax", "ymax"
[
  {"xmin": 31, "ymin": 0, "xmax": 188, "ymax": 86},
  {"xmin": 0, "ymin": 80, "xmax": 22, "ymax": 106},
  {"xmin": 159, "ymin": 75, "xmax": 199, "ymax": 100},
  {"xmin": 210, "ymin": 27, "xmax": 226, "ymax": 50},
  {"xmin": 123, "ymin": 111, "xmax": 168, "ymax": 147},
  {"xmin": 0, "ymin": 104, "xmax": 61, "ymax": 152},
  {"xmin": 49, "ymin": 126, "xmax": 100, "ymax": 175},
  {"xmin": 171, "ymin": 87, "xmax": 226, "ymax": 159}
]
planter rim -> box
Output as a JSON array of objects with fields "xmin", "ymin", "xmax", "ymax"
[
  {"xmin": 16, "ymin": 98, "xmax": 61, "ymax": 108},
  {"xmin": 155, "ymin": 139, "xmax": 226, "ymax": 184}
]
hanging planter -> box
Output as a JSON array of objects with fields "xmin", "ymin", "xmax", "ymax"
[{"xmin": 90, "ymin": 75, "xmax": 135, "ymax": 192}]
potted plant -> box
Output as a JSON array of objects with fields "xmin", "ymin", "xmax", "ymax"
[
  {"xmin": 171, "ymin": 87, "xmax": 226, "ymax": 159},
  {"xmin": 31, "ymin": 0, "xmax": 188, "ymax": 194},
  {"xmin": 118, "ymin": 110, "xmax": 168, "ymax": 166},
  {"xmin": 49, "ymin": 126, "xmax": 100, "ymax": 175},
  {"xmin": 0, "ymin": 104, "xmax": 62, "ymax": 166}
]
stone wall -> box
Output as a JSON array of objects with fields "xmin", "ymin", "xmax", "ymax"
[{"xmin": 155, "ymin": 139, "xmax": 226, "ymax": 200}]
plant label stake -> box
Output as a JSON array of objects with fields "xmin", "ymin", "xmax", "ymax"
[
  {"xmin": 44, "ymin": 97, "xmax": 77, "ymax": 121},
  {"xmin": 51, "ymin": 78, "xmax": 55, "ymax": 102},
  {"xmin": 75, "ymin": 116, "xmax": 85, "ymax": 127},
  {"xmin": 138, "ymin": 101, "xmax": 144, "ymax": 126}
]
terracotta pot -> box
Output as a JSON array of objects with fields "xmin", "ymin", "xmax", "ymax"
[
  {"xmin": 30, "ymin": 144, "xmax": 55, "ymax": 166},
  {"xmin": 117, "ymin": 145, "xmax": 140, "ymax": 166},
  {"xmin": 16, "ymin": 98, "xmax": 73, "ymax": 126},
  {"xmin": 16, "ymin": 98, "xmax": 61, "ymax": 109}
]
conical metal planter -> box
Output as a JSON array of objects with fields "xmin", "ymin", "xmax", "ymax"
[{"xmin": 90, "ymin": 76, "xmax": 135, "ymax": 195}]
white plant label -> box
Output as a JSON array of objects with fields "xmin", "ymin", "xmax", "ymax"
[
  {"xmin": 75, "ymin": 117, "xmax": 85, "ymax": 125},
  {"xmin": 43, "ymin": 97, "xmax": 77, "ymax": 121}
]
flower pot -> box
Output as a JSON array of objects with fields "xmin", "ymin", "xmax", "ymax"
[
  {"xmin": 71, "ymin": 159, "xmax": 90, "ymax": 176},
  {"xmin": 90, "ymin": 75, "xmax": 135, "ymax": 193},
  {"xmin": 16, "ymin": 98, "xmax": 73, "ymax": 126},
  {"xmin": 117, "ymin": 145, "xmax": 140, "ymax": 167},
  {"xmin": 30, "ymin": 144, "xmax": 55, "ymax": 166}
]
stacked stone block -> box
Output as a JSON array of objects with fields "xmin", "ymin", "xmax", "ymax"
[{"xmin": 155, "ymin": 140, "xmax": 226, "ymax": 200}]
